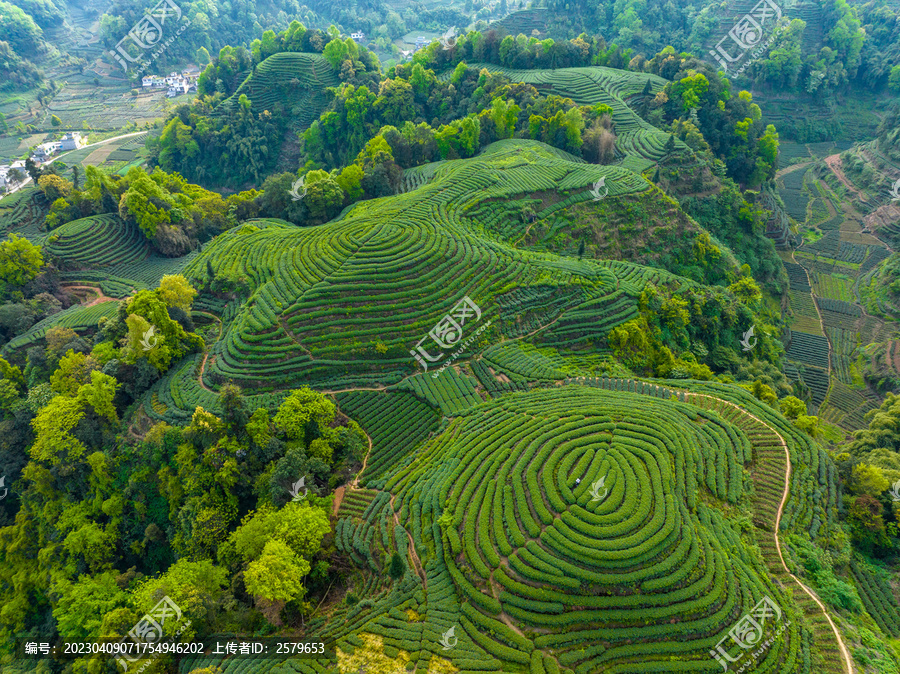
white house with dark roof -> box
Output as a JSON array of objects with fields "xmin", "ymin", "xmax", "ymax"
[{"xmin": 60, "ymin": 132, "xmax": 85, "ymax": 151}]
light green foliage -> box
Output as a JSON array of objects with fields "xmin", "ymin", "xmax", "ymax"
[
  {"xmin": 123, "ymin": 313, "xmax": 172, "ymax": 371},
  {"xmin": 244, "ymin": 539, "xmax": 310, "ymax": 602},
  {"xmin": 273, "ymin": 387, "xmax": 336, "ymax": 442},
  {"xmin": 124, "ymin": 290, "xmax": 203, "ymax": 371},
  {"xmin": 76, "ymin": 371, "xmax": 119, "ymax": 424},
  {"xmin": 132, "ymin": 559, "xmax": 228, "ymax": 629},
  {"xmin": 30, "ymin": 395, "xmax": 88, "ymax": 464},
  {"xmin": 336, "ymin": 164, "xmax": 364, "ymax": 201},
  {"xmin": 246, "ymin": 408, "xmax": 273, "ymax": 447},
  {"xmin": 50, "ymin": 350, "xmax": 101, "ymax": 396},
  {"xmin": 728, "ymin": 276, "xmax": 762, "ymax": 306},
  {"xmin": 225, "ymin": 502, "xmax": 329, "ymax": 563},
  {"xmin": 62, "ymin": 521, "xmax": 117, "ymax": 573},
  {"xmin": 779, "ymin": 396, "xmax": 807, "ymax": 420},
  {"xmin": 118, "ymin": 174, "xmax": 174, "ymax": 238},
  {"xmin": 323, "ymin": 38, "xmax": 349, "ymax": 68},
  {"xmin": 158, "ymin": 274, "xmax": 197, "ymax": 311},
  {"xmin": 52, "ymin": 572, "xmax": 131, "ymax": 642},
  {"xmin": 890, "ymin": 65, "xmax": 900, "ymax": 93},
  {"xmin": 673, "ymin": 71, "xmax": 708, "ymax": 111},
  {"xmin": 0, "ymin": 233, "xmax": 43, "ymax": 286},
  {"xmin": 0, "ymin": 378, "xmax": 19, "ymax": 412},
  {"xmin": 850, "ymin": 463, "xmax": 890, "ymax": 497},
  {"xmin": 0, "ymin": 354, "xmax": 25, "ymax": 390},
  {"xmin": 308, "ymin": 437, "xmax": 333, "ymax": 463}
]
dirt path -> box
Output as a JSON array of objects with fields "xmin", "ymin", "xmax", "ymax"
[
  {"xmin": 775, "ymin": 161, "xmax": 814, "ymax": 180},
  {"xmin": 688, "ymin": 393, "xmax": 854, "ymax": 674},
  {"xmin": 62, "ymin": 284, "xmax": 116, "ymax": 307},
  {"xmin": 351, "ymin": 432, "xmax": 373, "ymax": 489},
  {"xmin": 332, "ymin": 485, "xmax": 345, "ymax": 517},
  {"xmin": 390, "ymin": 494, "xmax": 427, "ymax": 589},
  {"xmin": 825, "ymin": 154, "xmax": 869, "ymax": 203}
]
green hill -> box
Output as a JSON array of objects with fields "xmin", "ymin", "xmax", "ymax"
[
  {"xmin": 45, "ymin": 213, "xmax": 148, "ymax": 269},
  {"xmin": 445, "ymin": 64, "xmax": 687, "ymax": 174},
  {"xmin": 151, "ymin": 140, "xmax": 730, "ymax": 412},
  {"xmin": 219, "ymin": 52, "xmax": 340, "ymax": 127},
  {"xmin": 179, "ymin": 381, "xmax": 845, "ymax": 674}
]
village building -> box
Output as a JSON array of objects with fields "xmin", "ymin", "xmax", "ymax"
[{"xmin": 60, "ymin": 132, "xmax": 85, "ymax": 151}]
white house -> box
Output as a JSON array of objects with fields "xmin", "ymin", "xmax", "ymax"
[
  {"xmin": 32, "ymin": 141, "xmax": 62, "ymax": 163},
  {"xmin": 60, "ymin": 132, "xmax": 85, "ymax": 151},
  {"xmin": 415, "ymin": 36, "xmax": 429, "ymax": 49},
  {"xmin": 351, "ymin": 31, "xmax": 365, "ymax": 42},
  {"xmin": 166, "ymin": 82, "xmax": 190, "ymax": 97}
]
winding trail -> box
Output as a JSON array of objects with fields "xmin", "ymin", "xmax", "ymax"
[{"xmin": 688, "ymin": 392, "xmax": 854, "ymax": 674}]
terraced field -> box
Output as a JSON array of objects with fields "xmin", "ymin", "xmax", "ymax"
[
  {"xmin": 441, "ymin": 64, "xmax": 686, "ymax": 171},
  {"xmin": 183, "ymin": 377, "xmax": 850, "ymax": 673},
  {"xmin": 218, "ymin": 52, "xmax": 340, "ymax": 127},
  {"xmin": 45, "ymin": 213, "xmax": 149, "ymax": 268},
  {"xmin": 169, "ymin": 141, "xmax": 653, "ymax": 398}
]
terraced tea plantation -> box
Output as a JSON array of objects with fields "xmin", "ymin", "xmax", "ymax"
[
  {"xmin": 184, "ymin": 380, "xmax": 848, "ymax": 674},
  {"xmin": 441, "ymin": 65, "xmax": 686, "ymax": 174},
  {"xmin": 219, "ymin": 52, "xmax": 340, "ymax": 127},
  {"xmin": 166, "ymin": 142, "xmax": 650, "ymax": 399}
]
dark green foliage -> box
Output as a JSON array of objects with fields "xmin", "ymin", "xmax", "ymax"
[{"xmin": 388, "ymin": 552, "xmax": 405, "ymax": 580}]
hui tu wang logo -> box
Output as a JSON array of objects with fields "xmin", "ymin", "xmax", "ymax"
[
  {"xmin": 589, "ymin": 177, "xmax": 609, "ymax": 201},
  {"xmin": 439, "ymin": 625, "xmax": 457, "ymax": 650},
  {"xmin": 589, "ymin": 475, "xmax": 609, "ymax": 502},
  {"xmin": 707, "ymin": 0, "xmax": 782, "ymax": 76},
  {"xmin": 889, "ymin": 479, "xmax": 900, "ymax": 502},
  {"xmin": 289, "ymin": 476, "xmax": 308, "ymax": 501},
  {"xmin": 140, "ymin": 326, "xmax": 158, "ymax": 351},
  {"xmin": 289, "ymin": 176, "xmax": 308, "ymax": 201},
  {"xmin": 889, "ymin": 178, "xmax": 900, "ymax": 202},
  {"xmin": 710, "ymin": 596, "xmax": 788, "ymax": 672},
  {"xmin": 107, "ymin": 0, "xmax": 189, "ymax": 72},
  {"xmin": 411, "ymin": 295, "xmax": 491, "ymax": 376},
  {"xmin": 439, "ymin": 27, "xmax": 458, "ymax": 50},
  {"xmin": 740, "ymin": 325, "xmax": 757, "ymax": 352},
  {"xmin": 115, "ymin": 595, "xmax": 191, "ymax": 672}
]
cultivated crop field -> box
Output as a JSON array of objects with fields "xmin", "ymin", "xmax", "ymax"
[{"xmin": 214, "ymin": 380, "xmax": 845, "ymax": 674}]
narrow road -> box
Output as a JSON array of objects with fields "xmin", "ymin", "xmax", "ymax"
[
  {"xmin": 3, "ymin": 131, "xmax": 147, "ymax": 196},
  {"xmin": 688, "ymin": 393, "xmax": 854, "ymax": 674}
]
